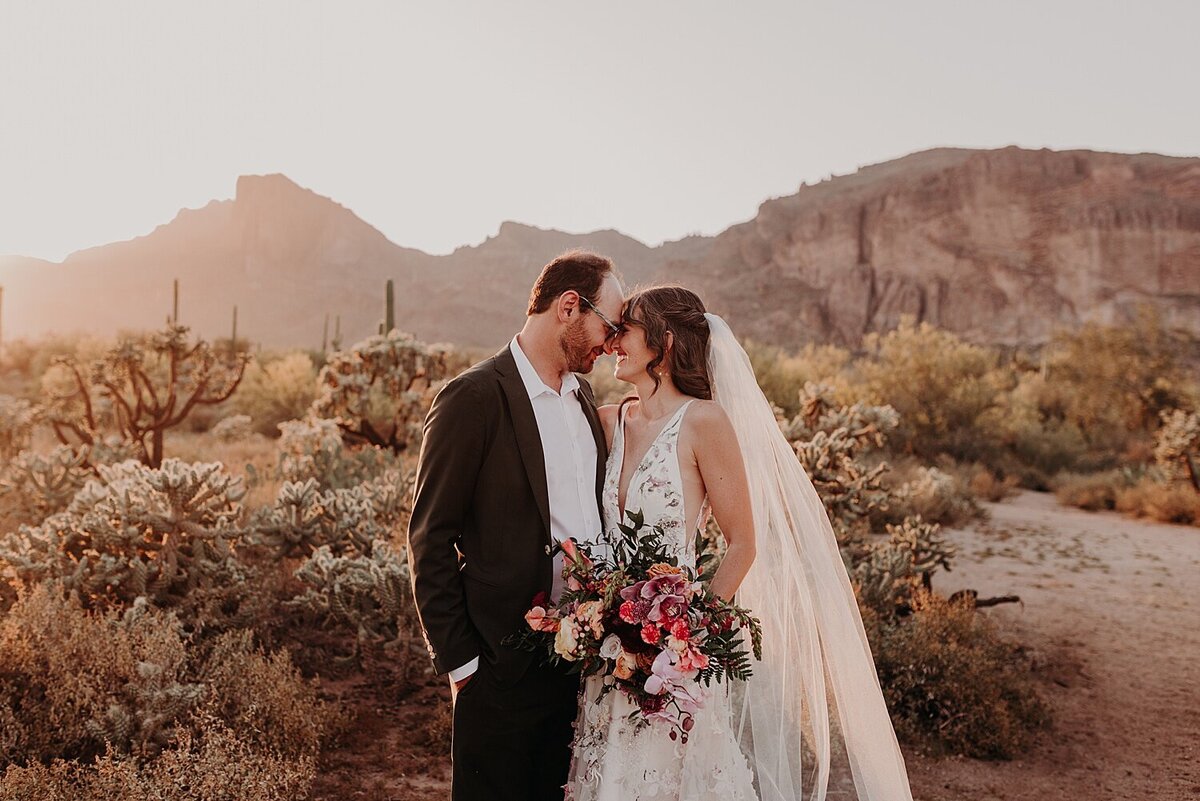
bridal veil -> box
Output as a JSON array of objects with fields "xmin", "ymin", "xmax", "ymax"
[{"xmin": 704, "ymin": 312, "xmax": 914, "ymax": 801}]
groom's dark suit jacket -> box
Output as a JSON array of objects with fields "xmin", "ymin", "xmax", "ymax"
[{"xmin": 409, "ymin": 345, "xmax": 607, "ymax": 686}]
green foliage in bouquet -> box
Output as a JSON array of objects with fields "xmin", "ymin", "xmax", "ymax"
[
  {"xmin": 311, "ymin": 330, "xmax": 451, "ymax": 453},
  {"xmin": 506, "ymin": 511, "xmax": 762, "ymax": 740}
]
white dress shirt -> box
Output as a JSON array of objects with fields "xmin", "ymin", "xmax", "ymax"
[{"xmin": 449, "ymin": 335, "xmax": 602, "ymax": 683}]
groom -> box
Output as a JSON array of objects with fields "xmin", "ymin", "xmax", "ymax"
[{"xmin": 408, "ymin": 250, "xmax": 624, "ymax": 800}]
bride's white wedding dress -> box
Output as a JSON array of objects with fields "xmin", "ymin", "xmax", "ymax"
[
  {"xmin": 565, "ymin": 399, "xmax": 758, "ymax": 801},
  {"xmin": 563, "ymin": 313, "xmax": 914, "ymax": 801}
]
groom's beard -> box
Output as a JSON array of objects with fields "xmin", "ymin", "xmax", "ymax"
[{"xmin": 560, "ymin": 317, "xmax": 598, "ymax": 374}]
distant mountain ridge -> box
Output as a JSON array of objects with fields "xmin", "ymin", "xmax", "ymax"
[{"xmin": 1, "ymin": 146, "xmax": 1197, "ymax": 352}]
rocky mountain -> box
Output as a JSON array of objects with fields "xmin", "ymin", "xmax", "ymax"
[
  {"xmin": 674, "ymin": 147, "xmax": 1200, "ymax": 348},
  {"xmin": 1, "ymin": 146, "xmax": 1197, "ymax": 353}
]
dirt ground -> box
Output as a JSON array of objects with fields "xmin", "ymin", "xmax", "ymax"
[
  {"xmin": 907, "ymin": 490, "xmax": 1200, "ymax": 801},
  {"xmin": 308, "ymin": 490, "xmax": 1200, "ymax": 800}
]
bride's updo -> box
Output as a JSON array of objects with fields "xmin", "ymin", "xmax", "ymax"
[{"xmin": 623, "ymin": 285, "xmax": 712, "ymax": 400}]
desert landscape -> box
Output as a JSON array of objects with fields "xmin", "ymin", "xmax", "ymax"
[{"xmin": 3, "ymin": 4, "xmax": 1199, "ymax": 797}]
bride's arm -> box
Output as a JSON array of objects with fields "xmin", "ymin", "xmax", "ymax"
[{"xmin": 691, "ymin": 401, "xmax": 756, "ymax": 601}]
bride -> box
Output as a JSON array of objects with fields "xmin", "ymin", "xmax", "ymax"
[{"xmin": 565, "ymin": 286, "xmax": 914, "ymax": 801}]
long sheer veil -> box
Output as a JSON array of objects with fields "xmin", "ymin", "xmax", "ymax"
[{"xmin": 704, "ymin": 312, "xmax": 914, "ymax": 801}]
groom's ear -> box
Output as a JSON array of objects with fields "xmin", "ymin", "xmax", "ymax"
[{"xmin": 557, "ymin": 290, "xmax": 579, "ymax": 323}]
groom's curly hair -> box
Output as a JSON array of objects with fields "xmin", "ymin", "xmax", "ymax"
[
  {"xmin": 527, "ymin": 250, "xmax": 617, "ymax": 315},
  {"xmin": 623, "ymin": 285, "xmax": 712, "ymax": 400}
]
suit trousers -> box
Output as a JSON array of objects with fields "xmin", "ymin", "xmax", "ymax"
[{"xmin": 451, "ymin": 657, "xmax": 581, "ymax": 801}]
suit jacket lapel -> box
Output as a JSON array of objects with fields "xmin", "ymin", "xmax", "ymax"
[
  {"xmin": 576, "ymin": 380, "xmax": 607, "ymax": 505},
  {"xmin": 495, "ymin": 347, "xmax": 552, "ymax": 542}
]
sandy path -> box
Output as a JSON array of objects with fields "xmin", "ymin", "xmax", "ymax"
[{"xmin": 905, "ymin": 490, "xmax": 1200, "ymax": 801}]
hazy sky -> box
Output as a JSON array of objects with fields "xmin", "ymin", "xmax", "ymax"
[{"xmin": 2, "ymin": 1, "xmax": 1197, "ymax": 262}]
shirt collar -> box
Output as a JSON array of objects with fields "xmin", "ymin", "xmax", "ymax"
[{"xmin": 510, "ymin": 335, "xmax": 579, "ymax": 400}]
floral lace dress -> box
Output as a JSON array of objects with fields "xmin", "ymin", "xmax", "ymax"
[{"xmin": 565, "ymin": 399, "xmax": 758, "ymax": 801}]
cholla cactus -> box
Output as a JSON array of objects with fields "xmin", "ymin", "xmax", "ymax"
[
  {"xmin": 277, "ymin": 416, "xmax": 404, "ymax": 490},
  {"xmin": 781, "ymin": 382, "xmax": 900, "ymax": 446},
  {"xmin": 1155, "ymin": 408, "xmax": 1200, "ymax": 492},
  {"xmin": 782, "ymin": 382, "xmax": 898, "ymax": 545},
  {"xmin": 83, "ymin": 599, "xmax": 205, "ymax": 758},
  {"xmin": 42, "ymin": 323, "xmax": 248, "ymax": 468},
  {"xmin": 793, "ymin": 428, "xmax": 890, "ymax": 545},
  {"xmin": 249, "ymin": 473, "xmax": 409, "ymax": 560},
  {"xmin": 853, "ymin": 515, "xmax": 956, "ymax": 613},
  {"xmin": 890, "ymin": 466, "xmax": 980, "ymax": 527},
  {"xmin": 0, "ymin": 459, "xmax": 253, "ymax": 622},
  {"xmin": 0, "ymin": 445, "xmax": 91, "ymax": 524},
  {"xmin": 211, "ymin": 414, "xmax": 255, "ymax": 443},
  {"xmin": 285, "ymin": 539, "xmax": 418, "ymax": 668},
  {"xmin": 0, "ymin": 395, "xmax": 37, "ymax": 461},
  {"xmin": 311, "ymin": 330, "xmax": 451, "ymax": 453}
]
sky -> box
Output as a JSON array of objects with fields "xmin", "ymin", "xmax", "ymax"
[{"xmin": 2, "ymin": 0, "xmax": 1198, "ymax": 262}]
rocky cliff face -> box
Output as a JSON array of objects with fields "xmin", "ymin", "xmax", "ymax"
[
  {"xmin": 672, "ymin": 147, "xmax": 1200, "ymax": 348},
  {"xmin": 1, "ymin": 147, "xmax": 1197, "ymax": 352}
]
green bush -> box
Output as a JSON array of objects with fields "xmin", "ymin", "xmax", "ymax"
[{"xmin": 233, "ymin": 352, "xmax": 320, "ymax": 437}]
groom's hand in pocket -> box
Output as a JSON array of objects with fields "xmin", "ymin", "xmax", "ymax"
[{"xmin": 450, "ymin": 673, "xmax": 474, "ymax": 701}]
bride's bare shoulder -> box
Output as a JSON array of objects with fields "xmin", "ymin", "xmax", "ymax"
[
  {"xmin": 682, "ymin": 399, "xmax": 735, "ymax": 443},
  {"xmin": 686, "ymin": 399, "xmax": 731, "ymax": 426}
]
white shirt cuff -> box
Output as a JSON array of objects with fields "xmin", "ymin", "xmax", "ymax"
[{"xmin": 448, "ymin": 657, "xmax": 479, "ymax": 682}]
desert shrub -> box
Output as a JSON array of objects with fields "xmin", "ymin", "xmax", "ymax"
[
  {"xmin": 1043, "ymin": 305, "xmax": 1196, "ymax": 442},
  {"xmin": 195, "ymin": 628, "xmax": 344, "ymax": 759},
  {"xmin": 864, "ymin": 591, "xmax": 1050, "ymax": 758},
  {"xmin": 210, "ymin": 414, "xmax": 255, "ymax": 443},
  {"xmin": 1115, "ymin": 477, "xmax": 1200, "ymax": 525},
  {"xmin": 0, "ymin": 584, "xmax": 201, "ymax": 765},
  {"xmin": 312, "ymin": 330, "xmax": 452, "ymax": 453},
  {"xmin": 980, "ymin": 372, "xmax": 1094, "ymax": 485},
  {"xmin": 285, "ymin": 537, "xmax": 422, "ymax": 671},
  {"xmin": 1052, "ymin": 469, "xmax": 1133, "ymax": 511},
  {"xmin": 854, "ymin": 317, "xmax": 1004, "ymax": 461},
  {"xmin": 275, "ymin": 416, "xmax": 403, "ymax": 491},
  {"xmin": 233, "ymin": 352, "xmax": 319, "ymax": 437},
  {"xmin": 0, "ymin": 445, "xmax": 91, "ymax": 525},
  {"xmin": 284, "ymin": 538, "xmax": 421, "ymax": 670},
  {"xmin": 745, "ymin": 339, "xmax": 854, "ymax": 417},
  {"xmin": 0, "ymin": 714, "xmax": 314, "ymax": 801},
  {"xmin": 0, "ymin": 395, "xmax": 37, "ymax": 461},
  {"xmin": 879, "ymin": 466, "xmax": 980, "ymax": 529},
  {"xmin": 965, "ymin": 465, "xmax": 1021, "ymax": 502}
]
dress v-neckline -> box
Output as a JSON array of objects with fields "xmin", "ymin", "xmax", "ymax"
[{"xmin": 615, "ymin": 400, "xmax": 693, "ymax": 522}]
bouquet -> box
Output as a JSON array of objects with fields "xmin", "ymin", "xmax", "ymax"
[{"xmin": 506, "ymin": 510, "xmax": 762, "ymax": 741}]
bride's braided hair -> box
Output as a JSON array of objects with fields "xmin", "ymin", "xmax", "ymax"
[{"xmin": 623, "ymin": 285, "xmax": 712, "ymax": 400}]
